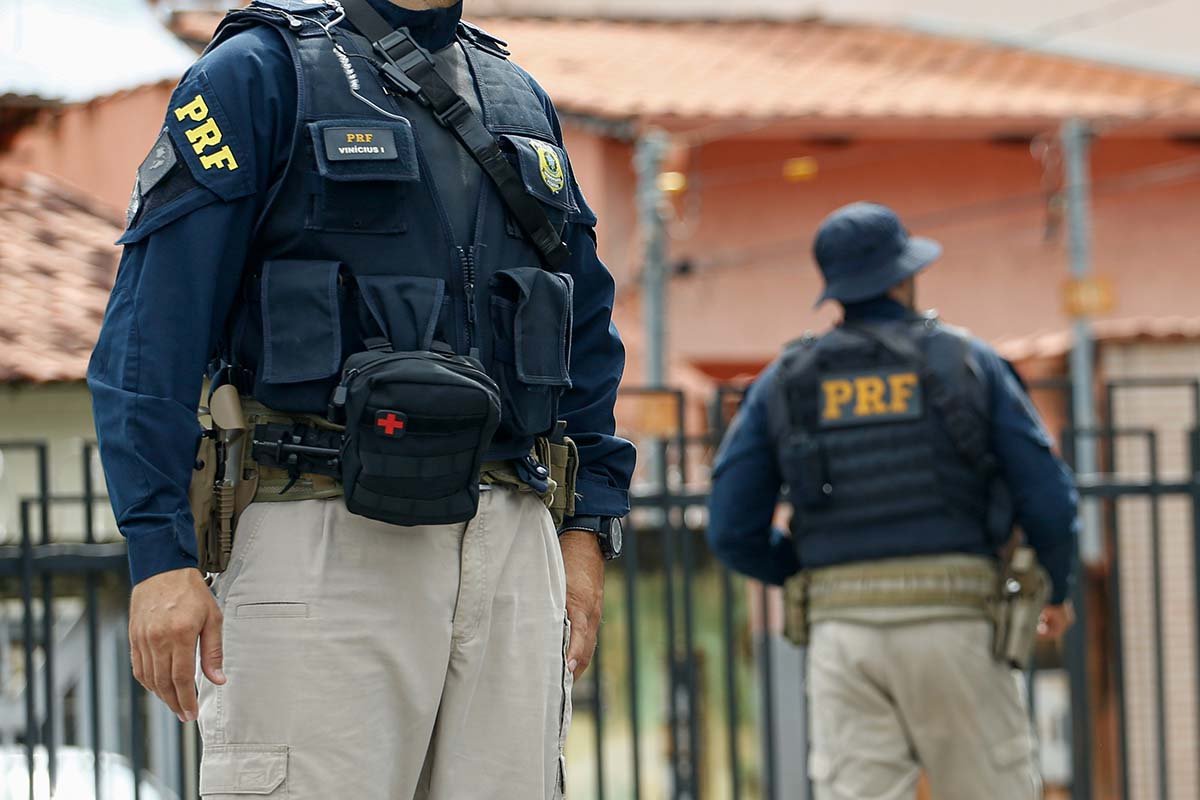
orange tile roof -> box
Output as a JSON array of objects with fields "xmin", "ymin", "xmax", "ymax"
[
  {"xmin": 174, "ymin": 12, "xmax": 1200, "ymax": 130},
  {"xmin": 996, "ymin": 317, "xmax": 1200, "ymax": 363},
  {"xmin": 0, "ymin": 169, "xmax": 121, "ymax": 383}
]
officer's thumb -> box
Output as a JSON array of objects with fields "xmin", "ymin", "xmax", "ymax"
[{"xmin": 199, "ymin": 609, "xmax": 227, "ymax": 685}]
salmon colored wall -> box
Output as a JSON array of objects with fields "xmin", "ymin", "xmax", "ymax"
[
  {"xmin": 562, "ymin": 131, "xmax": 1200, "ymax": 381},
  {"xmin": 561, "ymin": 125, "xmax": 640, "ymax": 285},
  {"xmin": 3, "ymin": 84, "xmax": 176, "ymax": 215}
]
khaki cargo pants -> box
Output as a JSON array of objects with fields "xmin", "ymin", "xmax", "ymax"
[
  {"xmin": 808, "ymin": 612, "xmax": 1041, "ymax": 800},
  {"xmin": 197, "ymin": 486, "xmax": 572, "ymax": 800}
]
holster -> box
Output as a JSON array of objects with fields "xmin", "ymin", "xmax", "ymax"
[
  {"xmin": 989, "ymin": 546, "xmax": 1050, "ymax": 669},
  {"xmin": 536, "ymin": 422, "xmax": 579, "ymax": 526},
  {"xmin": 783, "ymin": 572, "xmax": 810, "ymax": 648},
  {"xmin": 190, "ymin": 384, "xmax": 256, "ymax": 574}
]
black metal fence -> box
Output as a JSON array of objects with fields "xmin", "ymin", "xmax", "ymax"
[{"xmin": 1, "ymin": 376, "xmax": 1198, "ymax": 800}]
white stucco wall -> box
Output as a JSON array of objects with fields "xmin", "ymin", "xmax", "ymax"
[{"xmin": 0, "ymin": 382, "xmax": 119, "ymax": 546}]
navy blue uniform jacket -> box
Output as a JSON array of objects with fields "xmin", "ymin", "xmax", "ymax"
[
  {"xmin": 706, "ymin": 298, "xmax": 1079, "ymax": 604},
  {"xmin": 88, "ymin": 2, "xmax": 635, "ymax": 584}
]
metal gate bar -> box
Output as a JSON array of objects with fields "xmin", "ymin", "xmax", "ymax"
[
  {"xmin": 3, "ymin": 373, "xmax": 1199, "ymax": 800},
  {"xmin": 82, "ymin": 443, "xmax": 106, "ymax": 800},
  {"xmin": 623, "ymin": 520, "xmax": 643, "ymax": 800},
  {"xmin": 720, "ymin": 566, "xmax": 741, "ymax": 800}
]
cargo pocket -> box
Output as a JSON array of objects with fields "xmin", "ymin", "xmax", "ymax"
[
  {"xmin": 555, "ymin": 617, "xmax": 574, "ymax": 799},
  {"xmin": 200, "ymin": 744, "xmax": 288, "ymax": 798},
  {"xmin": 489, "ymin": 267, "xmax": 574, "ymax": 438},
  {"xmin": 306, "ymin": 118, "xmax": 419, "ymax": 234},
  {"xmin": 499, "ymin": 134, "xmax": 577, "ymax": 240},
  {"xmin": 353, "ymin": 274, "xmax": 446, "ymax": 352}
]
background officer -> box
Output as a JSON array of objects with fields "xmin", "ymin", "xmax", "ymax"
[
  {"xmin": 707, "ymin": 201, "xmax": 1078, "ymax": 799},
  {"xmin": 88, "ymin": 1, "xmax": 634, "ymax": 797}
]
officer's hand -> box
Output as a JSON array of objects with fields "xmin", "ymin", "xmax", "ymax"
[
  {"xmin": 1038, "ymin": 602, "xmax": 1075, "ymax": 640},
  {"xmin": 129, "ymin": 567, "xmax": 226, "ymax": 723},
  {"xmin": 560, "ymin": 531, "xmax": 605, "ymax": 679}
]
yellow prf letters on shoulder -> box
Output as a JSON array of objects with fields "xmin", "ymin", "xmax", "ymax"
[
  {"xmin": 819, "ymin": 370, "xmax": 922, "ymax": 428},
  {"xmin": 173, "ymin": 94, "xmax": 239, "ymax": 172}
]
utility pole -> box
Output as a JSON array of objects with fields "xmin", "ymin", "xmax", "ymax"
[
  {"xmin": 1062, "ymin": 118, "xmax": 1102, "ymax": 563},
  {"xmin": 635, "ymin": 131, "xmax": 670, "ymax": 388},
  {"xmin": 1062, "ymin": 117, "xmax": 1098, "ymax": 800}
]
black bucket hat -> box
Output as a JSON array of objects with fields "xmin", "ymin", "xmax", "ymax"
[{"xmin": 813, "ymin": 202, "xmax": 942, "ymax": 305}]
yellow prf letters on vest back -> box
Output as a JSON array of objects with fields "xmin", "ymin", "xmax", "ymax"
[
  {"xmin": 173, "ymin": 94, "xmax": 240, "ymax": 172},
  {"xmin": 819, "ymin": 369, "xmax": 923, "ymax": 428}
]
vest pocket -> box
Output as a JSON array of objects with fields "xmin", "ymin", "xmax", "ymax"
[
  {"xmin": 259, "ymin": 260, "xmax": 343, "ymax": 385},
  {"xmin": 489, "ymin": 267, "xmax": 574, "ymax": 438},
  {"xmin": 306, "ymin": 118, "xmax": 420, "ymax": 235},
  {"xmin": 353, "ymin": 274, "xmax": 447, "ymax": 352}
]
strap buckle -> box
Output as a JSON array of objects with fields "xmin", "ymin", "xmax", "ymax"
[
  {"xmin": 434, "ymin": 98, "xmax": 472, "ymax": 127},
  {"xmin": 374, "ymin": 28, "xmax": 434, "ymax": 97},
  {"xmin": 379, "ymin": 62, "xmax": 422, "ymax": 96}
]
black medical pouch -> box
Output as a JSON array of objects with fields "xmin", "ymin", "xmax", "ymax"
[{"xmin": 329, "ymin": 342, "xmax": 501, "ymax": 526}]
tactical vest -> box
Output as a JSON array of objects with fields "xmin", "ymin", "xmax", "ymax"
[
  {"xmin": 769, "ymin": 315, "xmax": 1008, "ymax": 569},
  {"xmin": 209, "ymin": 1, "xmax": 589, "ymax": 460}
]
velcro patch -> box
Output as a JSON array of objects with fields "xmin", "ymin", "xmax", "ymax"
[
  {"xmin": 323, "ymin": 128, "xmax": 398, "ymax": 161},
  {"xmin": 819, "ymin": 369, "xmax": 923, "ymax": 428},
  {"xmin": 127, "ymin": 128, "xmax": 179, "ymax": 226},
  {"xmin": 139, "ymin": 129, "xmax": 179, "ymax": 196},
  {"xmin": 374, "ymin": 409, "xmax": 408, "ymax": 438}
]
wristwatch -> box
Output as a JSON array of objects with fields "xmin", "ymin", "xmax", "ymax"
[{"xmin": 559, "ymin": 515, "xmax": 624, "ymax": 561}]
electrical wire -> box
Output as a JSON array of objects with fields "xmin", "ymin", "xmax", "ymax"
[{"xmin": 634, "ymin": 152, "xmax": 1200, "ymax": 285}]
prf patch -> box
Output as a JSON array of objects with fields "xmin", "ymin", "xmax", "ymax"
[
  {"xmin": 530, "ymin": 140, "xmax": 565, "ymax": 194},
  {"xmin": 172, "ymin": 94, "xmax": 239, "ymax": 171},
  {"xmin": 323, "ymin": 127, "xmax": 397, "ymax": 161},
  {"xmin": 819, "ymin": 369, "xmax": 923, "ymax": 428}
]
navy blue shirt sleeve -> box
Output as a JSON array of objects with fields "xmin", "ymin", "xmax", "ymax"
[
  {"xmin": 974, "ymin": 341, "xmax": 1080, "ymax": 603},
  {"xmin": 88, "ymin": 28, "xmax": 296, "ymax": 584},
  {"xmin": 707, "ymin": 363, "xmax": 802, "ymax": 584},
  {"xmin": 523, "ymin": 69, "xmax": 636, "ymax": 518}
]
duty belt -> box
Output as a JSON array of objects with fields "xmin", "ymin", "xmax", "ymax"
[
  {"xmin": 783, "ymin": 554, "xmax": 999, "ymax": 646},
  {"xmin": 242, "ymin": 400, "xmax": 577, "ymax": 522},
  {"xmin": 806, "ymin": 555, "xmax": 997, "ymax": 618},
  {"xmin": 242, "ymin": 400, "xmax": 344, "ymax": 503}
]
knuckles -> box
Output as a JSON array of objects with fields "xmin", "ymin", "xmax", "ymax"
[{"xmin": 145, "ymin": 618, "xmax": 199, "ymax": 644}]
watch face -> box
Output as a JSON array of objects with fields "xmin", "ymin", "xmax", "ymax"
[{"xmin": 606, "ymin": 518, "xmax": 624, "ymax": 559}]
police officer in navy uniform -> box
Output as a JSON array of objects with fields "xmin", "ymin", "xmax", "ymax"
[
  {"xmin": 89, "ymin": 1, "xmax": 633, "ymax": 797},
  {"xmin": 707, "ymin": 202, "xmax": 1078, "ymax": 799}
]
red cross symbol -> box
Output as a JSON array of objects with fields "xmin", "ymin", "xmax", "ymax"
[{"xmin": 375, "ymin": 410, "xmax": 407, "ymax": 437}]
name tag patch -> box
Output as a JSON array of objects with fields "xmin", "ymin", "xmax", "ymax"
[
  {"xmin": 819, "ymin": 369, "xmax": 923, "ymax": 428},
  {"xmin": 323, "ymin": 128, "xmax": 398, "ymax": 161}
]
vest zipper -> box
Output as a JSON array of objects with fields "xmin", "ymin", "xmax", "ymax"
[{"xmin": 457, "ymin": 245, "xmax": 478, "ymax": 354}]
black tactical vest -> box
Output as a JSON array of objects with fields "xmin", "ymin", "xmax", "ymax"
[
  {"xmin": 769, "ymin": 315, "xmax": 1003, "ymax": 568},
  {"xmin": 209, "ymin": 1, "xmax": 590, "ymax": 459}
]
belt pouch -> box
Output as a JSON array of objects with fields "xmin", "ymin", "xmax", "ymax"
[{"xmin": 335, "ymin": 345, "xmax": 502, "ymax": 526}]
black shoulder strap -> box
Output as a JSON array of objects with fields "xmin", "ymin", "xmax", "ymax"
[{"xmin": 337, "ymin": 0, "xmax": 569, "ymax": 270}]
